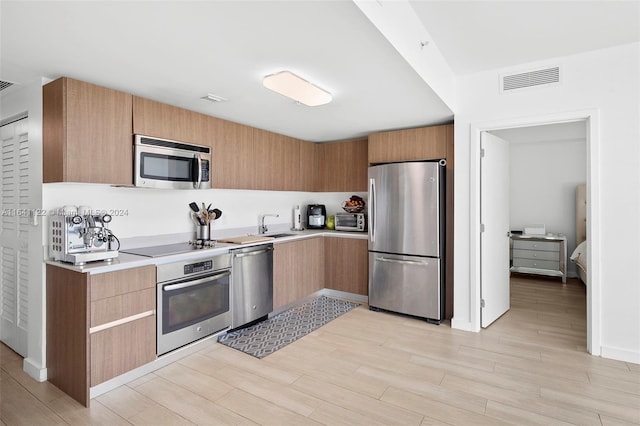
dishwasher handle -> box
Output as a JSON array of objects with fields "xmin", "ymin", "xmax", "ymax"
[{"xmin": 232, "ymin": 246, "xmax": 274, "ymax": 258}]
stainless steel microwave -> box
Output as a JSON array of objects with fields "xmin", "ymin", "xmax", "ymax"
[
  {"xmin": 335, "ymin": 213, "xmax": 366, "ymax": 232},
  {"xmin": 134, "ymin": 135, "xmax": 211, "ymax": 189}
]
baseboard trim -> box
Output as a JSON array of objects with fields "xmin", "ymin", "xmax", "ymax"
[
  {"xmin": 320, "ymin": 289, "xmax": 368, "ymax": 305},
  {"xmin": 600, "ymin": 345, "xmax": 640, "ymax": 364},
  {"xmin": 23, "ymin": 358, "xmax": 47, "ymax": 382}
]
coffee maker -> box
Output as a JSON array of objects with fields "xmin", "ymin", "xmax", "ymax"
[
  {"xmin": 49, "ymin": 206, "xmax": 119, "ymax": 265},
  {"xmin": 307, "ymin": 204, "xmax": 326, "ymax": 229}
]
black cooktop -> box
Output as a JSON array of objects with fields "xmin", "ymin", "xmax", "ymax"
[{"xmin": 120, "ymin": 242, "xmax": 231, "ymax": 258}]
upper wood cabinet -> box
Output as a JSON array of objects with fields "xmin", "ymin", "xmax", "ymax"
[
  {"xmin": 299, "ymin": 141, "xmax": 318, "ymax": 192},
  {"xmin": 208, "ymin": 117, "xmax": 256, "ymax": 189},
  {"xmin": 43, "ymin": 77, "xmax": 133, "ymax": 185},
  {"xmin": 368, "ymin": 124, "xmax": 452, "ymax": 164},
  {"xmin": 253, "ymin": 129, "xmax": 301, "ymax": 191},
  {"xmin": 132, "ymin": 96, "xmax": 209, "ymax": 146},
  {"xmin": 43, "ymin": 77, "xmax": 371, "ymax": 191},
  {"xmin": 317, "ymin": 139, "xmax": 368, "ymax": 192}
]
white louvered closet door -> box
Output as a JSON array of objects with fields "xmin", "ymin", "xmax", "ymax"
[{"xmin": 0, "ymin": 116, "xmax": 29, "ymax": 357}]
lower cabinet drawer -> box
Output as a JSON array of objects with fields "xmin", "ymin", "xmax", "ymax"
[
  {"xmin": 91, "ymin": 288, "xmax": 155, "ymax": 328},
  {"xmin": 90, "ymin": 315, "xmax": 156, "ymax": 386},
  {"xmin": 513, "ymin": 240, "xmax": 559, "ymax": 252},
  {"xmin": 512, "ymin": 249, "xmax": 559, "ymax": 261},
  {"xmin": 512, "ymin": 258, "xmax": 560, "ymax": 270}
]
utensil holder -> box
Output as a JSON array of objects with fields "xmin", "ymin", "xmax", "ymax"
[{"xmin": 195, "ymin": 225, "xmax": 210, "ymax": 240}]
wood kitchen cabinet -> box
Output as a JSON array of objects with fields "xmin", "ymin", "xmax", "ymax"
[
  {"xmin": 132, "ymin": 96, "xmax": 210, "ymax": 146},
  {"xmin": 273, "ymin": 237, "xmax": 325, "ymax": 309},
  {"xmin": 368, "ymin": 124, "xmax": 451, "ymax": 164},
  {"xmin": 43, "ymin": 77, "xmax": 133, "ymax": 185},
  {"xmin": 253, "ymin": 129, "xmax": 301, "ymax": 191},
  {"xmin": 324, "ymin": 237, "xmax": 368, "ymax": 295},
  {"xmin": 367, "ymin": 123, "xmax": 454, "ymax": 319},
  {"xmin": 46, "ymin": 264, "xmax": 156, "ymax": 406},
  {"xmin": 317, "ymin": 138, "xmax": 368, "ymax": 192},
  {"xmin": 299, "ymin": 141, "xmax": 319, "ymax": 192},
  {"xmin": 208, "ymin": 117, "xmax": 256, "ymax": 189}
]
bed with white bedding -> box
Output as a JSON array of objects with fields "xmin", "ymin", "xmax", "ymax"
[
  {"xmin": 571, "ymin": 240, "xmax": 587, "ymax": 284},
  {"xmin": 571, "ymin": 183, "xmax": 587, "ymax": 284}
]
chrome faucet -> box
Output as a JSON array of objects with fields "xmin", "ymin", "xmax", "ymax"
[{"xmin": 258, "ymin": 213, "xmax": 279, "ymax": 234}]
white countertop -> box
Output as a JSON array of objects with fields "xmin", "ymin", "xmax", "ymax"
[{"xmin": 45, "ymin": 229, "xmax": 367, "ymax": 274}]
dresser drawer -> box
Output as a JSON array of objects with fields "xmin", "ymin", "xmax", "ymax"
[
  {"xmin": 512, "ymin": 249, "xmax": 559, "ymax": 261},
  {"xmin": 513, "ymin": 240, "xmax": 559, "ymax": 252},
  {"xmin": 512, "ymin": 258, "xmax": 560, "ymax": 270}
]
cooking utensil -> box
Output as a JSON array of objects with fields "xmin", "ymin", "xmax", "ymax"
[
  {"xmin": 212, "ymin": 208, "xmax": 222, "ymax": 219},
  {"xmin": 192, "ymin": 212, "xmax": 204, "ymax": 225},
  {"xmin": 189, "ymin": 202, "xmax": 200, "ymax": 213}
]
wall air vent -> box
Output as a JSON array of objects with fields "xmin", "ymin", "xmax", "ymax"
[
  {"xmin": 0, "ymin": 80, "xmax": 15, "ymax": 92},
  {"xmin": 501, "ymin": 66, "xmax": 560, "ymax": 93}
]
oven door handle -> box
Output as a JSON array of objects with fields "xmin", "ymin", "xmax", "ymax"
[{"xmin": 162, "ymin": 270, "xmax": 230, "ymax": 292}]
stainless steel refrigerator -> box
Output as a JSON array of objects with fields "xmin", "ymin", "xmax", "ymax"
[{"xmin": 368, "ymin": 160, "xmax": 445, "ymax": 323}]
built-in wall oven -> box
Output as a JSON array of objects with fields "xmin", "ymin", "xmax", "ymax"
[{"xmin": 156, "ymin": 253, "xmax": 231, "ymax": 355}]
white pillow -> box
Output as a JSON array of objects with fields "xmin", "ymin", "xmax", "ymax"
[{"xmin": 571, "ymin": 240, "xmax": 587, "ymax": 260}]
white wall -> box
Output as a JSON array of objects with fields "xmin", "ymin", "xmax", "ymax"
[
  {"xmin": 453, "ymin": 42, "xmax": 640, "ymax": 363},
  {"xmin": 508, "ymin": 138, "xmax": 587, "ymax": 277}
]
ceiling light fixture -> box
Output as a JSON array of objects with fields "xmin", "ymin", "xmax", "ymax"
[
  {"xmin": 200, "ymin": 93, "xmax": 227, "ymax": 103},
  {"xmin": 262, "ymin": 71, "xmax": 332, "ymax": 107}
]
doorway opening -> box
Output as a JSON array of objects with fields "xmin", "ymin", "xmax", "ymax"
[{"xmin": 471, "ymin": 110, "xmax": 600, "ymax": 356}]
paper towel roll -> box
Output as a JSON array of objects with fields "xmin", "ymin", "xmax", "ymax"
[{"xmin": 292, "ymin": 205, "xmax": 303, "ymax": 230}]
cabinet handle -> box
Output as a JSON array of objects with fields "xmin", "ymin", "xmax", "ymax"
[{"xmin": 89, "ymin": 310, "xmax": 154, "ymax": 334}]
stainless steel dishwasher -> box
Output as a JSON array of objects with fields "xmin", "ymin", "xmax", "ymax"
[{"xmin": 230, "ymin": 243, "xmax": 274, "ymax": 329}]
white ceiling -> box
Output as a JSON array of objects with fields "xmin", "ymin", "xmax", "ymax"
[
  {"xmin": 410, "ymin": 0, "xmax": 640, "ymax": 76},
  {"xmin": 1, "ymin": 1, "xmax": 638, "ymax": 142}
]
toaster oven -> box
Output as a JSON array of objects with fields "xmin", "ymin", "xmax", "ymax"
[{"xmin": 335, "ymin": 213, "xmax": 366, "ymax": 232}]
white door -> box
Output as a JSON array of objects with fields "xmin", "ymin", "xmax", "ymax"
[
  {"xmin": 480, "ymin": 131, "xmax": 511, "ymax": 327},
  {"xmin": 0, "ymin": 116, "xmax": 29, "ymax": 356}
]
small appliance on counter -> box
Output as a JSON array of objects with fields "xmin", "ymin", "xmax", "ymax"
[
  {"xmin": 335, "ymin": 212, "xmax": 366, "ymax": 232},
  {"xmin": 335, "ymin": 195, "xmax": 366, "ymax": 232},
  {"xmin": 307, "ymin": 204, "xmax": 326, "ymax": 229},
  {"xmin": 291, "ymin": 205, "xmax": 304, "ymax": 231},
  {"xmin": 49, "ymin": 205, "xmax": 119, "ymax": 265}
]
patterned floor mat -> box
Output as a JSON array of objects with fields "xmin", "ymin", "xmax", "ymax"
[{"xmin": 217, "ymin": 295, "xmax": 360, "ymax": 358}]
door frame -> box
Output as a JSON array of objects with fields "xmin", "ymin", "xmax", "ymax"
[{"xmin": 470, "ymin": 109, "xmax": 600, "ymax": 355}]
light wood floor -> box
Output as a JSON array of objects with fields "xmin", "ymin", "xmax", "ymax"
[{"xmin": 2, "ymin": 276, "xmax": 639, "ymax": 425}]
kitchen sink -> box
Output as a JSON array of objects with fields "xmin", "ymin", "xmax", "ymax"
[{"xmin": 268, "ymin": 233, "xmax": 296, "ymax": 238}]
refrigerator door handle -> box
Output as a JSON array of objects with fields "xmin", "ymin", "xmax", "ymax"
[
  {"xmin": 369, "ymin": 177, "xmax": 376, "ymax": 243},
  {"xmin": 378, "ymin": 257, "xmax": 431, "ymax": 266}
]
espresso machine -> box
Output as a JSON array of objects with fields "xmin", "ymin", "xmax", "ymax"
[{"xmin": 49, "ymin": 206, "xmax": 119, "ymax": 265}]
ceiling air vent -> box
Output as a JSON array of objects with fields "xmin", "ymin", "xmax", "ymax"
[
  {"xmin": 501, "ymin": 66, "xmax": 560, "ymax": 93},
  {"xmin": 0, "ymin": 80, "xmax": 15, "ymax": 92}
]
